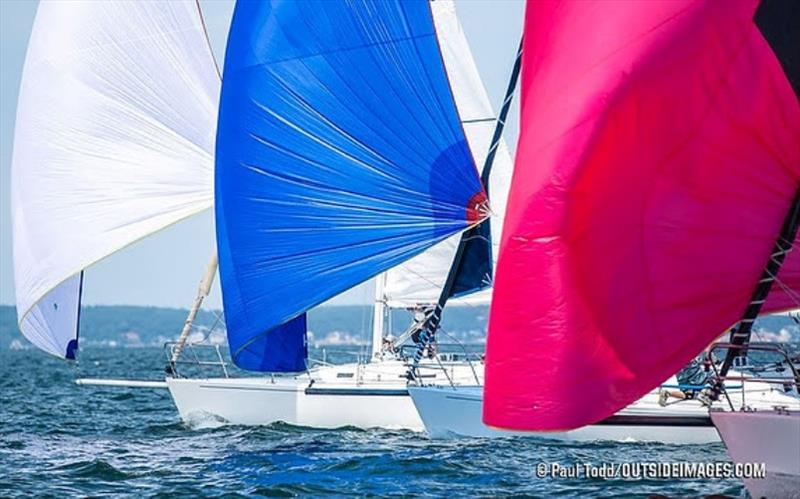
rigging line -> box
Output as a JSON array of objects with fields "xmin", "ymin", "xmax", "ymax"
[
  {"xmin": 194, "ymin": 0, "xmax": 221, "ymax": 79},
  {"xmin": 409, "ymin": 37, "xmax": 523, "ymax": 379},
  {"xmin": 214, "ymin": 310, "xmax": 227, "ymax": 328},
  {"xmin": 766, "ymin": 271, "xmax": 800, "ymax": 308},
  {"xmin": 768, "ymin": 268, "xmax": 800, "ymax": 300},
  {"xmin": 778, "ymin": 289, "xmax": 800, "ymax": 309},
  {"xmin": 712, "ymin": 186, "xmax": 800, "ymax": 394},
  {"xmin": 461, "ymin": 117, "xmax": 496, "ymax": 124},
  {"xmin": 461, "ymin": 234, "xmax": 492, "ymax": 243},
  {"xmin": 199, "ymin": 309, "xmax": 226, "ymax": 343},
  {"xmin": 779, "ymin": 235, "xmax": 798, "ymax": 248}
]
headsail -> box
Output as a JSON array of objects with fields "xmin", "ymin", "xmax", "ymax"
[
  {"xmin": 11, "ymin": 0, "xmax": 220, "ymax": 358},
  {"xmin": 484, "ymin": 0, "xmax": 800, "ymax": 431},
  {"xmin": 215, "ymin": 0, "xmax": 487, "ymax": 371},
  {"xmin": 382, "ymin": 0, "xmax": 514, "ymax": 308}
]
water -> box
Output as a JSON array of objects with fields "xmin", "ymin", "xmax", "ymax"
[{"xmin": 1, "ymin": 347, "xmax": 747, "ymax": 498}]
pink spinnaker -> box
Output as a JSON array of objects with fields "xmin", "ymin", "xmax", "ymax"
[{"xmin": 484, "ymin": 0, "xmax": 800, "ymax": 431}]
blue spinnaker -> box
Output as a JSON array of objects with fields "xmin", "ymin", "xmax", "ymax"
[
  {"xmin": 215, "ymin": 0, "xmax": 486, "ymax": 371},
  {"xmin": 449, "ymin": 219, "xmax": 493, "ymax": 299}
]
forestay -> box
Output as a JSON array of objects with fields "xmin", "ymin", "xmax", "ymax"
[
  {"xmin": 215, "ymin": 0, "xmax": 487, "ymax": 371},
  {"xmin": 12, "ymin": 0, "xmax": 220, "ymax": 359},
  {"xmin": 484, "ymin": 0, "xmax": 800, "ymax": 431},
  {"xmin": 382, "ymin": 0, "xmax": 513, "ymax": 308}
]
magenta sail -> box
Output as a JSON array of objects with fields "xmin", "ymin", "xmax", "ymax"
[{"xmin": 484, "ymin": 0, "xmax": 800, "ymax": 431}]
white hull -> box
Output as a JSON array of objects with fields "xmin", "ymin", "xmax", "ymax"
[
  {"xmin": 712, "ymin": 409, "xmax": 800, "ymax": 499},
  {"xmin": 167, "ymin": 358, "xmax": 482, "ymax": 430},
  {"xmin": 168, "ymin": 376, "xmax": 421, "ymax": 430},
  {"xmin": 409, "ymin": 380, "xmax": 800, "ymax": 444}
]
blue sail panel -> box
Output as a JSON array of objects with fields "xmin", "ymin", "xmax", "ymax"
[
  {"xmin": 233, "ymin": 314, "xmax": 308, "ymax": 372},
  {"xmin": 215, "ymin": 0, "xmax": 486, "ymax": 371},
  {"xmin": 449, "ymin": 220, "xmax": 493, "ymax": 299}
]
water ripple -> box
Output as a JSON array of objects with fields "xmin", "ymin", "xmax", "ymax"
[{"xmin": 0, "ymin": 348, "xmax": 749, "ymax": 498}]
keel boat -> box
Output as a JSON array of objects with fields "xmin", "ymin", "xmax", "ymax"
[
  {"xmin": 165, "ymin": 352, "xmax": 483, "ymax": 430},
  {"xmin": 709, "ymin": 343, "xmax": 800, "ymax": 498},
  {"xmin": 160, "ymin": 0, "xmax": 517, "ymax": 430},
  {"xmin": 475, "ymin": 0, "xmax": 800, "ymax": 495},
  {"xmin": 712, "ymin": 409, "xmax": 800, "ymax": 499},
  {"xmin": 409, "ymin": 369, "xmax": 800, "ymax": 442}
]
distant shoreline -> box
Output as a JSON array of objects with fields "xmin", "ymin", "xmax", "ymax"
[{"xmin": 0, "ymin": 304, "xmax": 492, "ymax": 350}]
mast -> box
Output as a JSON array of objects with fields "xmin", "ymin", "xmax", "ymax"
[
  {"xmin": 410, "ymin": 39, "xmax": 523, "ymax": 374},
  {"xmin": 169, "ymin": 251, "xmax": 219, "ymax": 367},
  {"xmin": 713, "ymin": 187, "xmax": 800, "ymax": 384},
  {"xmin": 371, "ymin": 272, "xmax": 388, "ymax": 360}
]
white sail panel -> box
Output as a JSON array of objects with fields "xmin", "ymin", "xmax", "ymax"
[
  {"xmin": 383, "ymin": 0, "xmax": 513, "ymax": 308},
  {"xmin": 11, "ymin": 0, "xmax": 220, "ymax": 358},
  {"xmin": 19, "ymin": 275, "xmax": 82, "ymax": 359}
]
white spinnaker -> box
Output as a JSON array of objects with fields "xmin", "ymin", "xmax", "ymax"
[
  {"xmin": 382, "ymin": 0, "xmax": 513, "ymax": 308},
  {"xmin": 11, "ymin": 0, "xmax": 219, "ymax": 358}
]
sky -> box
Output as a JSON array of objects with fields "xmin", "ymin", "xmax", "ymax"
[{"xmin": 0, "ymin": 0, "xmax": 524, "ymax": 310}]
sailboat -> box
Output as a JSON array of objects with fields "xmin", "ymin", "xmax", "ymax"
[
  {"xmin": 472, "ymin": 0, "xmax": 799, "ymax": 496},
  {"xmin": 11, "ymin": 0, "xmax": 512, "ymax": 430},
  {"xmin": 708, "ymin": 343, "xmax": 800, "ymax": 499},
  {"xmin": 410, "ymin": 361, "xmax": 800, "ymax": 442},
  {"xmin": 410, "ymin": 0, "xmax": 800, "ymax": 443},
  {"xmin": 168, "ymin": 0, "xmax": 514, "ymax": 430}
]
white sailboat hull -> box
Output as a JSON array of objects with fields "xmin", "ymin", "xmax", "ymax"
[
  {"xmin": 167, "ymin": 376, "xmax": 423, "ymax": 430},
  {"xmin": 711, "ymin": 409, "xmax": 800, "ymax": 499},
  {"xmin": 166, "ymin": 358, "xmax": 482, "ymax": 430},
  {"xmin": 409, "ymin": 381, "xmax": 800, "ymax": 444}
]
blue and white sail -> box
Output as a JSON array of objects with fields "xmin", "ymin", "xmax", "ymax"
[
  {"xmin": 215, "ymin": 0, "xmax": 488, "ymax": 372},
  {"xmin": 11, "ymin": 1, "xmax": 220, "ymax": 359},
  {"xmin": 382, "ymin": 0, "xmax": 513, "ymax": 308}
]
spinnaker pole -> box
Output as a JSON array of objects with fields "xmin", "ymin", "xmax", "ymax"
[
  {"xmin": 409, "ymin": 39, "xmax": 523, "ymax": 377},
  {"xmin": 169, "ymin": 251, "xmax": 219, "ymax": 369}
]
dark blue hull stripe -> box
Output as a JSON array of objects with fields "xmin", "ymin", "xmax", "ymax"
[{"xmin": 305, "ymin": 387, "xmax": 409, "ymax": 397}]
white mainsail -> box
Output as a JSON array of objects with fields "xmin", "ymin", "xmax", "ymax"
[
  {"xmin": 11, "ymin": 0, "xmax": 220, "ymax": 358},
  {"xmin": 382, "ymin": 0, "xmax": 514, "ymax": 308}
]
